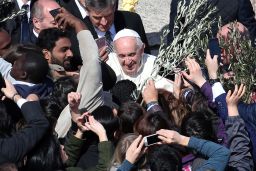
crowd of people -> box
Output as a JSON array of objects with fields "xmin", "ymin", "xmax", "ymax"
[{"xmin": 0, "ymin": 0, "xmax": 256, "ymax": 170}]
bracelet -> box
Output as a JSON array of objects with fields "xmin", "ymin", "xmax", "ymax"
[{"xmin": 11, "ymin": 93, "xmax": 19, "ymax": 101}]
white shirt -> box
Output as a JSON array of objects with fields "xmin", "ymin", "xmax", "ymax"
[
  {"xmin": 75, "ymin": 0, "xmax": 88, "ymax": 18},
  {"xmin": 107, "ymin": 53, "xmax": 173, "ymax": 92},
  {"xmin": 33, "ymin": 29, "xmax": 39, "ymax": 38},
  {"xmin": 16, "ymin": 0, "xmax": 31, "ymax": 20},
  {"xmin": 95, "ymin": 24, "xmax": 116, "ymax": 40}
]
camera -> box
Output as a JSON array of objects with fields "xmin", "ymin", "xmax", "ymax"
[
  {"xmin": 181, "ymin": 88, "xmax": 194, "ymax": 105},
  {"xmin": 144, "ymin": 134, "xmax": 161, "ymax": 146}
]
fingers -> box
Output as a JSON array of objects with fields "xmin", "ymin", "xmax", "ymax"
[
  {"xmin": 237, "ymin": 84, "xmax": 246, "ymax": 98},
  {"xmin": 138, "ymin": 135, "xmax": 144, "ymax": 149},
  {"xmin": 132, "ymin": 135, "xmax": 142, "ymax": 147},
  {"xmin": 147, "ymin": 79, "xmax": 154, "ymax": 86},
  {"xmin": 206, "ymin": 49, "xmax": 211, "ymax": 60},
  {"xmin": 226, "ymin": 84, "xmax": 246, "ymax": 104},
  {"xmin": 157, "ymin": 135, "xmax": 169, "ymax": 143}
]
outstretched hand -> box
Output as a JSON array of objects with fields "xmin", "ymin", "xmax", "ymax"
[
  {"xmin": 126, "ymin": 135, "xmax": 145, "ymax": 164},
  {"xmin": 68, "ymin": 92, "xmax": 81, "ymax": 114},
  {"xmin": 142, "ymin": 79, "xmax": 158, "ymax": 104},
  {"xmin": 55, "ymin": 8, "xmax": 86, "ymax": 33},
  {"xmin": 181, "ymin": 57, "xmax": 206, "ymax": 88},
  {"xmin": 205, "ymin": 49, "xmax": 218, "ymax": 79},
  {"xmin": 1, "ymin": 79, "xmax": 21, "ymax": 102},
  {"xmin": 156, "ymin": 129, "xmax": 190, "ymax": 146},
  {"xmin": 84, "ymin": 115, "xmax": 107, "ymax": 142},
  {"xmin": 226, "ymin": 84, "xmax": 246, "ymax": 116}
]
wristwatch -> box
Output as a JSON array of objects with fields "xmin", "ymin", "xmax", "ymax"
[{"xmin": 209, "ymin": 78, "xmax": 220, "ymax": 85}]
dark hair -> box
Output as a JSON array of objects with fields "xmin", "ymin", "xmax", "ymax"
[
  {"xmin": 85, "ymin": 0, "xmax": 117, "ymax": 10},
  {"xmin": 39, "ymin": 97, "xmax": 62, "ymax": 130},
  {"xmin": 181, "ymin": 110, "xmax": 218, "ymax": 142},
  {"xmin": 134, "ymin": 112, "xmax": 175, "ymax": 136},
  {"xmin": 11, "ymin": 45, "xmax": 49, "ymax": 84},
  {"xmin": 148, "ymin": 145, "xmax": 182, "ymax": 171},
  {"xmin": 37, "ymin": 28, "xmax": 69, "ymax": 52},
  {"xmin": 111, "ymin": 80, "xmax": 137, "ymax": 106},
  {"xmin": 91, "ymin": 106, "xmax": 119, "ymax": 141},
  {"xmin": 0, "ymin": 102, "xmax": 14, "ymax": 137},
  {"xmin": 50, "ymin": 76, "xmax": 77, "ymax": 109},
  {"xmin": 117, "ymin": 101, "xmax": 144, "ymax": 134},
  {"xmin": 23, "ymin": 131, "xmax": 64, "ymax": 171}
]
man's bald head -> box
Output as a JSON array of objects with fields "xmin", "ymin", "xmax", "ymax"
[{"xmin": 31, "ymin": 0, "xmax": 60, "ymax": 34}]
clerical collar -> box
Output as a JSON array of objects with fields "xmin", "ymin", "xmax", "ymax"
[
  {"xmin": 33, "ymin": 29, "xmax": 39, "ymax": 38},
  {"xmin": 95, "ymin": 24, "xmax": 116, "ymax": 40}
]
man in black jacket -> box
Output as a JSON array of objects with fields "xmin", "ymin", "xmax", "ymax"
[
  {"xmin": 0, "ymin": 80, "xmax": 49, "ymax": 164},
  {"xmin": 60, "ymin": 0, "xmax": 150, "ymax": 61}
]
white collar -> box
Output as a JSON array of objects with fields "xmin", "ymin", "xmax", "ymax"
[
  {"xmin": 17, "ymin": 0, "xmax": 31, "ymax": 20},
  {"xmin": 75, "ymin": 0, "xmax": 88, "ymax": 19},
  {"xmin": 95, "ymin": 24, "xmax": 116, "ymax": 40},
  {"xmin": 13, "ymin": 80, "xmax": 36, "ymax": 86},
  {"xmin": 33, "ymin": 29, "xmax": 39, "ymax": 38}
]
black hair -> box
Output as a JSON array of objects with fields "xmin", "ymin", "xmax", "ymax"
[
  {"xmin": 22, "ymin": 131, "xmax": 64, "ymax": 171},
  {"xmin": 148, "ymin": 145, "xmax": 182, "ymax": 171},
  {"xmin": 181, "ymin": 110, "xmax": 218, "ymax": 143},
  {"xmin": 91, "ymin": 106, "xmax": 119, "ymax": 141},
  {"xmin": 117, "ymin": 101, "xmax": 144, "ymax": 134},
  {"xmin": 39, "ymin": 97, "xmax": 62, "ymax": 130},
  {"xmin": 111, "ymin": 80, "xmax": 137, "ymax": 106},
  {"xmin": 10, "ymin": 45, "xmax": 49, "ymax": 84},
  {"xmin": 0, "ymin": 101, "xmax": 14, "ymax": 137},
  {"xmin": 37, "ymin": 28, "xmax": 70, "ymax": 52},
  {"xmin": 50, "ymin": 76, "xmax": 77, "ymax": 109},
  {"xmin": 134, "ymin": 111, "xmax": 176, "ymax": 136}
]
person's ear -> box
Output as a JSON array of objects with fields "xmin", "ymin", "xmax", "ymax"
[
  {"xmin": 32, "ymin": 17, "xmax": 41, "ymax": 32},
  {"xmin": 139, "ymin": 43, "xmax": 145, "ymax": 54},
  {"xmin": 42, "ymin": 49, "xmax": 51, "ymax": 62},
  {"xmin": 20, "ymin": 71, "xmax": 28, "ymax": 79}
]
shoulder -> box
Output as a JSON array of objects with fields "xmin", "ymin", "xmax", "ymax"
[{"xmin": 143, "ymin": 53, "xmax": 157, "ymax": 62}]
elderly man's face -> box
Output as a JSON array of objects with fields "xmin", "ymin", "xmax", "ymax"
[
  {"xmin": 114, "ymin": 37, "xmax": 144, "ymax": 75},
  {"xmin": 33, "ymin": 0, "xmax": 60, "ymax": 33},
  {"xmin": 87, "ymin": 5, "xmax": 115, "ymax": 32}
]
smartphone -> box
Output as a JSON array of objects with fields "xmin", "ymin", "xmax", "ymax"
[
  {"xmin": 95, "ymin": 37, "xmax": 107, "ymax": 49},
  {"xmin": 49, "ymin": 8, "xmax": 60, "ymax": 18},
  {"xmin": 0, "ymin": 73, "xmax": 6, "ymax": 89},
  {"xmin": 144, "ymin": 134, "xmax": 161, "ymax": 146},
  {"xmin": 208, "ymin": 38, "xmax": 222, "ymax": 63},
  {"xmin": 84, "ymin": 115, "xmax": 88, "ymax": 123}
]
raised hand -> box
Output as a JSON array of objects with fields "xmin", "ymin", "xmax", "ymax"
[
  {"xmin": 1, "ymin": 79, "xmax": 21, "ymax": 102},
  {"xmin": 205, "ymin": 49, "xmax": 219, "ymax": 79},
  {"xmin": 226, "ymin": 84, "xmax": 246, "ymax": 116},
  {"xmin": 125, "ymin": 135, "xmax": 145, "ymax": 164},
  {"xmin": 68, "ymin": 92, "xmax": 81, "ymax": 114},
  {"xmin": 156, "ymin": 129, "xmax": 190, "ymax": 146},
  {"xmin": 182, "ymin": 57, "xmax": 206, "ymax": 88},
  {"xmin": 55, "ymin": 8, "xmax": 86, "ymax": 33},
  {"xmin": 84, "ymin": 115, "xmax": 108, "ymax": 142},
  {"xmin": 142, "ymin": 79, "xmax": 158, "ymax": 104}
]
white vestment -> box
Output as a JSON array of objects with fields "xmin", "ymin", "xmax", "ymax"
[{"xmin": 107, "ymin": 52, "xmax": 173, "ymax": 92}]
